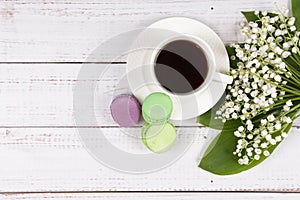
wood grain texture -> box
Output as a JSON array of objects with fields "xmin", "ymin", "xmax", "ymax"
[
  {"xmin": 0, "ymin": 0, "xmax": 288, "ymax": 62},
  {"xmin": 4, "ymin": 192, "xmax": 300, "ymax": 200},
  {"xmin": 0, "ymin": 127, "xmax": 299, "ymax": 192},
  {"xmin": 0, "ymin": 0, "xmax": 299, "ymax": 196}
]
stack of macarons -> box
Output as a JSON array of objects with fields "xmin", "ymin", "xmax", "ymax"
[{"xmin": 110, "ymin": 92, "xmax": 177, "ymax": 153}]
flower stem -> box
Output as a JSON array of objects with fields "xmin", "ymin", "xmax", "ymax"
[
  {"xmin": 248, "ymin": 71, "xmax": 300, "ymax": 95},
  {"xmin": 276, "ymin": 101, "xmax": 300, "ymax": 119}
]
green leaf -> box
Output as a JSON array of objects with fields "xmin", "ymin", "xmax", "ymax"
[
  {"xmin": 197, "ymin": 46, "xmax": 242, "ymax": 130},
  {"xmin": 197, "ymin": 93, "xmax": 225, "ymax": 130},
  {"xmin": 226, "ymin": 46, "xmax": 240, "ymax": 69},
  {"xmin": 242, "ymin": 11, "xmax": 277, "ymax": 25},
  {"xmin": 199, "ymin": 113, "xmax": 296, "ymax": 175},
  {"xmin": 226, "ymin": 46, "xmax": 235, "ymax": 55},
  {"xmin": 283, "ymin": 56, "xmax": 300, "ymax": 77},
  {"xmin": 292, "ymin": 0, "xmax": 300, "ymax": 29},
  {"xmin": 242, "ymin": 11, "xmax": 259, "ymax": 22},
  {"xmin": 197, "ymin": 93, "xmax": 242, "ymax": 131}
]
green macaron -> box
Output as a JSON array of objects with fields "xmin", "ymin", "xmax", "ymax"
[
  {"xmin": 142, "ymin": 92, "xmax": 173, "ymax": 124},
  {"xmin": 141, "ymin": 122, "xmax": 177, "ymax": 153}
]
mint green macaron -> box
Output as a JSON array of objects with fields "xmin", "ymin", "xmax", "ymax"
[
  {"xmin": 142, "ymin": 92, "xmax": 173, "ymax": 124},
  {"xmin": 141, "ymin": 122, "xmax": 177, "ymax": 153}
]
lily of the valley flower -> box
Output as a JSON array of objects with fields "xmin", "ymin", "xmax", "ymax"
[{"xmin": 216, "ymin": 7, "xmax": 300, "ymax": 165}]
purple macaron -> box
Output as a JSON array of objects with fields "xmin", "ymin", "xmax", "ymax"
[{"xmin": 110, "ymin": 94, "xmax": 141, "ymax": 127}]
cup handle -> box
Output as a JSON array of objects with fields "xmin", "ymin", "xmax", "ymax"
[{"xmin": 213, "ymin": 72, "xmax": 233, "ymax": 84}]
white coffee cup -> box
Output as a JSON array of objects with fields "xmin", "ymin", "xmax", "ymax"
[
  {"xmin": 127, "ymin": 17, "xmax": 233, "ymax": 120},
  {"xmin": 149, "ymin": 34, "xmax": 233, "ymax": 96}
]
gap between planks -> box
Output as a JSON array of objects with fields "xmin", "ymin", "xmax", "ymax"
[
  {"xmin": 3, "ymin": 192, "xmax": 300, "ymax": 200},
  {"xmin": 2, "ymin": 190, "xmax": 300, "ymax": 195},
  {"xmin": 0, "ymin": 125, "xmax": 203, "ymax": 128},
  {"xmin": 0, "ymin": 62, "xmax": 126, "ymax": 64},
  {"xmin": 0, "ymin": 126, "xmax": 298, "ymax": 128}
]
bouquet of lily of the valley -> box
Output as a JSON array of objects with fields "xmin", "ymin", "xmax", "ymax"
[{"xmin": 198, "ymin": 0, "xmax": 300, "ymax": 175}]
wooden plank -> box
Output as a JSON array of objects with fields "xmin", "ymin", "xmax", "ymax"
[
  {"xmin": 0, "ymin": 63, "xmax": 197, "ymax": 126},
  {"xmin": 0, "ymin": 127, "xmax": 299, "ymax": 192},
  {"xmin": 0, "ymin": 0, "xmax": 288, "ymax": 62},
  {"xmin": 0, "ymin": 63, "xmax": 298, "ymax": 127},
  {"xmin": 4, "ymin": 192, "xmax": 300, "ymax": 200}
]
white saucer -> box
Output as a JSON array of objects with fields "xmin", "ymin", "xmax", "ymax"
[{"xmin": 126, "ymin": 17, "xmax": 230, "ymax": 120}]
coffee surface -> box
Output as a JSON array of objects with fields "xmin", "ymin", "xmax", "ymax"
[{"xmin": 154, "ymin": 40, "xmax": 208, "ymax": 94}]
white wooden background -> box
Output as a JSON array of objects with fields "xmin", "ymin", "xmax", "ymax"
[{"xmin": 1, "ymin": 0, "xmax": 300, "ymax": 199}]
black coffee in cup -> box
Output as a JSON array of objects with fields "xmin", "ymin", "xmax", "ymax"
[{"xmin": 154, "ymin": 40, "xmax": 208, "ymax": 94}]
